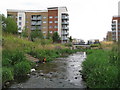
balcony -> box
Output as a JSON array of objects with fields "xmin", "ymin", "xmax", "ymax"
[
  {"xmin": 37, "ymin": 17, "xmax": 42, "ymax": 20},
  {"xmin": 111, "ymin": 27, "xmax": 116, "ymax": 30},
  {"xmin": 62, "ymin": 32, "xmax": 69, "ymax": 35},
  {"xmin": 62, "ymin": 16, "xmax": 69, "ymax": 20},
  {"xmin": 62, "ymin": 22, "xmax": 69, "ymax": 25},
  {"xmin": 63, "ymin": 37, "xmax": 68, "ymax": 40},
  {"xmin": 31, "ymin": 21, "xmax": 42, "ymax": 25},
  {"xmin": 112, "ymin": 30, "xmax": 116, "ymax": 32},
  {"xmin": 31, "ymin": 22, "xmax": 36, "ymax": 25},
  {"xmin": 31, "ymin": 28, "xmax": 36, "ymax": 30},
  {"xmin": 31, "ymin": 17, "xmax": 37, "ymax": 20},
  {"xmin": 31, "ymin": 17, "xmax": 42, "ymax": 20},
  {"xmin": 31, "ymin": 27, "xmax": 41, "ymax": 30},
  {"xmin": 62, "ymin": 27, "xmax": 69, "ymax": 30},
  {"xmin": 111, "ymin": 23, "xmax": 116, "ymax": 26}
]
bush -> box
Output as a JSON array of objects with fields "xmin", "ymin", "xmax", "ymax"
[
  {"xmin": 14, "ymin": 61, "xmax": 31, "ymax": 77},
  {"xmin": 90, "ymin": 44, "xmax": 100, "ymax": 47},
  {"xmin": 82, "ymin": 49, "xmax": 119, "ymax": 88},
  {"xmin": 2, "ymin": 50, "xmax": 26, "ymax": 66},
  {"xmin": 2, "ymin": 67, "xmax": 14, "ymax": 83}
]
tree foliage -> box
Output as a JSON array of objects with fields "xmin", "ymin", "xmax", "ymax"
[
  {"xmin": 52, "ymin": 32, "xmax": 61, "ymax": 43},
  {"xmin": 2, "ymin": 14, "xmax": 18, "ymax": 34},
  {"xmin": 69, "ymin": 36, "xmax": 73, "ymax": 42},
  {"xmin": 30, "ymin": 29, "xmax": 43, "ymax": 41}
]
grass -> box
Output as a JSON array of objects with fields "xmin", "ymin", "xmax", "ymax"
[{"xmin": 82, "ymin": 48, "xmax": 120, "ymax": 88}]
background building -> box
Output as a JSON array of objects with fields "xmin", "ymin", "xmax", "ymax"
[
  {"xmin": 72, "ymin": 38, "xmax": 85, "ymax": 45},
  {"xmin": 7, "ymin": 7, "xmax": 69, "ymax": 43},
  {"xmin": 106, "ymin": 31, "xmax": 112, "ymax": 41},
  {"xmin": 87, "ymin": 39, "xmax": 100, "ymax": 45},
  {"xmin": 111, "ymin": 16, "xmax": 120, "ymax": 41}
]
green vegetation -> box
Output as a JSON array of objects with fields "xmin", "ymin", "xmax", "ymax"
[
  {"xmin": 14, "ymin": 61, "xmax": 31, "ymax": 77},
  {"xmin": 82, "ymin": 48, "xmax": 120, "ymax": 88},
  {"xmin": 30, "ymin": 29, "xmax": 43, "ymax": 41},
  {"xmin": 52, "ymin": 32, "xmax": 61, "ymax": 43},
  {"xmin": 2, "ymin": 67, "xmax": 14, "ymax": 83},
  {"xmin": 1, "ymin": 14, "xmax": 18, "ymax": 34},
  {"xmin": 2, "ymin": 32, "xmax": 82, "ymax": 86},
  {"xmin": 90, "ymin": 44, "xmax": 100, "ymax": 47}
]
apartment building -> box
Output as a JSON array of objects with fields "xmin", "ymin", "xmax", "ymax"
[
  {"xmin": 111, "ymin": 16, "xmax": 120, "ymax": 41},
  {"xmin": 106, "ymin": 31, "xmax": 112, "ymax": 41},
  {"xmin": 7, "ymin": 7, "xmax": 69, "ymax": 43}
]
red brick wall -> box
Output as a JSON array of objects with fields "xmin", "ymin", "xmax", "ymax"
[{"xmin": 48, "ymin": 9, "xmax": 58, "ymax": 33}]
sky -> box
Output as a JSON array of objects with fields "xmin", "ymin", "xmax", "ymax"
[{"xmin": 0, "ymin": 0, "xmax": 120, "ymax": 41}]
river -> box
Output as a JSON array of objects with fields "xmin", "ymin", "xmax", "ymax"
[{"xmin": 10, "ymin": 52, "xmax": 86, "ymax": 88}]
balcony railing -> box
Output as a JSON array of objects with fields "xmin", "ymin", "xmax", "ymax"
[
  {"xmin": 112, "ymin": 30, "xmax": 116, "ymax": 32},
  {"xmin": 62, "ymin": 27, "xmax": 69, "ymax": 29},
  {"xmin": 62, "ymin": 16, "xmax": 69, "ymax": 19},
  {"xmin": 63, "ymin": 37, "xmax": 68, "ymax": 40},
  {"xmin": 31, "ymin": 27, "xmax": 41, "ymax": 30},
  {"xmin": 111, "ymin": 23, "xmax": 116, "ymax": 26},
  {"xmin": 111, "ymin": 27, "xmax": 116, "ymax": 30},
  {"xmin": 62, "ymin": 22, "xmax": 69, "ymax": 25},
  {"xmin": 62, "ymin": 32, "xmax": 69, "ymax": 35},
  {"xmin": 31, "ymin": 17, "xmax": 42, "ymax": 20},
  {"xmin": 31, "ymin": 22, "xmax": 42, "ymax": 25}
]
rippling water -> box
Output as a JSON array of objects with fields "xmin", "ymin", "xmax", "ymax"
[{"xmin": 10, "ymin": 52, "xmax": 86, "ymax": 88}]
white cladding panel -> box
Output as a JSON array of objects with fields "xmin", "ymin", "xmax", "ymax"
[{"xmin": 17, "ymin": 12, "xmax": 25, "ymax": 33}]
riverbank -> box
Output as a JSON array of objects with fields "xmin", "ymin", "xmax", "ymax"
[
  {"xmin": 81, "ymin": 46, "xmax": 120, "ymax": 88},
  {"xmin": 2, "ymin": 33, "xmax": 84, "ymax": 88}
]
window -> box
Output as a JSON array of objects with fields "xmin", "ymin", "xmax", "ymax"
[
  {"xmin": 19, "ymin": 17, "xmax": 22, "ymax": 20},
  {"xmin": 19, "ymin": 22, "xmax": 21, "ymax": 25},
  {"xmin": 49, "ymin": 31, "xmax": 52, "ymax": 33},
  {"xmin": 49, "ymin": 26, "xmax": 53, "ymax": 28},
  {"xmin": 54, "ymin": 21, "xmax": 58, "ymax": 23},
  {"xmin": 43, "ymin": 21, "xmax": 47, "ymax": 23},
  {"xmin": 54, "ymin": 26, "xmax": 58, "ymax": 28},
  {"xmin": 43, "ymin": 16, "xmax": 47, "ymax": 19},
  {"xmin": 54, "ymin": 16, "xmax": 58, "ymax": 18},
  {"xmin": 49, "ymin": 16, "xmax": 53, "ymax": 18},
  {"xmin": 49, "ymin": 21, "xmax": 53, "ymax": 23}
]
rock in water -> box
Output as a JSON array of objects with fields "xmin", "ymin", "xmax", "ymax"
[{"xmin": 31, "ymin": 68, "xmax": 36, "ymax": 72}]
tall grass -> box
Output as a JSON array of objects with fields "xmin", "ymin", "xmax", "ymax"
[{"xmin": 82, "ymin": 49, "xmax": 119, "ymax": 88}]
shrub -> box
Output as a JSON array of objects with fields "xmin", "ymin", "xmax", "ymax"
[
  {"xmin": 82, "ymin": 49, "xmax": 119, "ymax": 88},
  {"xmin": 14, "ymin": 61, "xmax": 31, "ymax": 77},
  {"xmin": 2, "ymin": 67, "xmax": 14, "ymax": 83},
  {"xmin": 2, "ymin": 50, "xmax": 26, "ymax": 66}
]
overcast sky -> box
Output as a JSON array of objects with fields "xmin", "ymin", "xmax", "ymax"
[{"xmin": 0, "ymin": 0, "xmax": 120, "ymax": 41}]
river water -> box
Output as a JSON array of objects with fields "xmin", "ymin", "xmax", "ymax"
[{"xmin": 10, "ymin": 52, "xmax": 86, "ymax": 88}]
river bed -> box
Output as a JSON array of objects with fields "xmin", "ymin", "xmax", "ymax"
[{"xmin": 10, "ymin": 52, "xmax": 86, "ymax": 88}]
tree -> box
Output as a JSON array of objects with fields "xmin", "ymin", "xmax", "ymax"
[
  {"xmin": 30, "ymin": 29, "xmax": 43, "ymax": 41},
  {"xmin": 52, "ymin": 32, "xmax": 61, "ymax": 43},
  {"xmin": 21, "ymin": 26, "xmax": 29, "ymax": 38},
  {"xmin": 2, "ymin": 15, "xmax": 18, "ymax": 34},
  {"xmin": 46, "ymin": 31, "xmax": 51, "ymax": 39},
  {"xmin": 1, "ymin": 14, "xmax": 6, "ymax": 31},
  {"xmin": 69, "ymin": 36, "xmax": 73, "ymax": 42}
]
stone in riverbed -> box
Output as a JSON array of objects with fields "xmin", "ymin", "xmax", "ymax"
[{"xmin": 75, "ymin": 77, "xmax": 78, "ymax": 79}]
